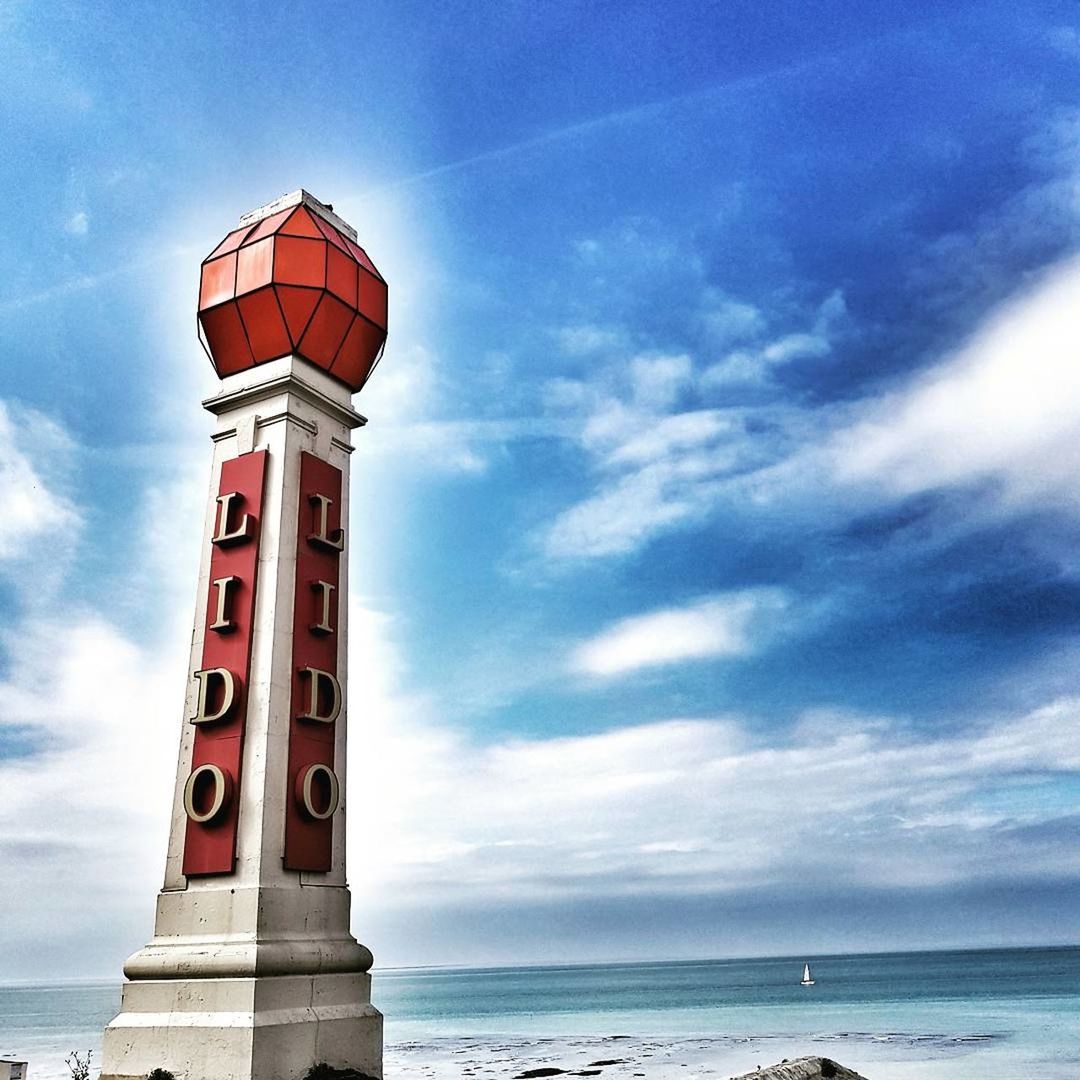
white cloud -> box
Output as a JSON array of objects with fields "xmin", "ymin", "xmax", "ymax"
[
  {"xmin": 761, "ymin": 331, "xmax": 831, "ymax": 364},
  {"xmin": 700, "ymin": 292, "xmax": 765, "ymax": 346},
  {"xmin": 0, "ymin": 397, "xmax": 206, "ymax": 977},
  {"xmin": 605, "ymin": 409, "xmax": 732, "ymax": 467},
  {"xmin": 352, "ymin": 343, "xmax": 494, "ymax": 473},
  {"xmin": 0, "ymin": 401, "xmax": 81, "ymax": 566},
  {"xmin": 543, "ymin": 375, "xmax": 600, "ymax": 413},
  {"xmin": 543, "ymin": 403, "xmax": 783, "ymax": 558},
  {"xmin": 21, "ymin": 585, "xmax": 1076, "ymax": 972},
  {"xmin": 579, "ymin": 396, "xmax": 701, "ymax": 459},
  {"xmin": 558, "ymin": 324, "xmax": 626, "ymax": 355},
  {"xmin": 572, "ymin": 589, "xmax": 789, "ymax": 676},
  {"xmin": 544, "ymin": 462, "xmax": 710, "ymax": 557},
  {"xmin": 0, "ymin": 606, "xmax": 184, "ymax": 977},
  {"xmin": 63, "ymin": 210, "xmax": 89, "ymax": 236},
  {"xmin": 537, "ymin": 287, "xmax": 848, "ymax": 561},
  {"xmin": 703, "ymin": 289, "xmax": 845, "ymax": 386},
  {"xmin": 348, "ymin": 653, "xmax": 1080, "ymax": 919},
  {"xmin": 823, "ymin": 256, "xmax": 1080, "ymax": 509},
  {"xmin": 546, "ymin": 250, "xmax": 1080, "ymax": 563},
  {"xmin": 629, "ymin": 352, "xmax": 693, "ymax": 410},
  {"xmin": 359, "ymin": 341, "xmax": 438, "ymax": 424}
]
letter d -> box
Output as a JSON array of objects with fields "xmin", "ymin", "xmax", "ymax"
[
  {"xmin": 298, "ymin": 667, "xmax": 342, "ymax": 724},
  {"xmin": 190, "ymin": 667, "xmax": 237, "ymax": 724}
]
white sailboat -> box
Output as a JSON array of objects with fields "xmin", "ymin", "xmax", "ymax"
[{"xmin": 800, "ymin": 962, "xmax": 815, "ymax": 986}]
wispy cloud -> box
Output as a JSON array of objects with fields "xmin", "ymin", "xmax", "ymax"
[
  {"xmin": 558, "ymin": 324, "xmax": 627, "ymax": 356},
  {"xmin": 544, "ymin": 458, "xmax": 719, "ymax": 558},
  {"xmin": 0, "ymin": 608, "xmax": 184, "ymax": 976},
  {"xmin": 572, "ymin": 590, "xmax": 790, "ymax": 676},
  {"xmin": 703, "ymin": 290, "xmax": 846, "ymax": 386},
  {"xmin": 355, "ymin": 653, "xmax": 1080, "ymax": 913},
  {"xmin": 63, "ymin": 210, "xmax": 89, "ymax": 237},
  {"xmin": 700, "ymin": 293, "xmax": 766, "ymax": 348},
  {"xmin": 0, "ymin": 392, "xmax": 213, "ymax": 977},
  {"xmin": 0, "ymin": 401, "xmax": 80, "ymax": 565},
  {"xmin": 627, "ymin": 353, "xmax": 694, "ymax": 411},
  {"xmin": 541, "ymin": 373, "xmax": 794, "ymax": 558},
  {"xmin": 542, "ymin": 243, "xmax": 1080, "ymax": 563}
]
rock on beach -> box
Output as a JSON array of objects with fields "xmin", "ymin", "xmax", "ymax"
[{"xmin": 731, "ymin": 1057, "xmax": 869, "ymax": 1080}]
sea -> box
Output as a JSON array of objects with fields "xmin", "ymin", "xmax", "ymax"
[{"xmin": 3, "ymin": 947, "xmax": 1079, "ymax": 1079}]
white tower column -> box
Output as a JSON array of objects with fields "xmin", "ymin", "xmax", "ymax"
[{"xmin": 100, "ymin": 356, "xmax": 382, "ymax": 1080}]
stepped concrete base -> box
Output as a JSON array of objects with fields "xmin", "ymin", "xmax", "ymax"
[{"xmin": 99, "ymin": 972, "xmax": 382, "ymax": 1080}]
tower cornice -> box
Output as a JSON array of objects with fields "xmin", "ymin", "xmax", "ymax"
[{"xmin": 202, "ymin": 356, "xmax": 368, "ymax": 431}]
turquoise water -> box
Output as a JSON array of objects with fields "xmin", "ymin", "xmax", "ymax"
[{"xmin": 3, "ymin": 947, "xmax": 1079, "ymax": 1078}]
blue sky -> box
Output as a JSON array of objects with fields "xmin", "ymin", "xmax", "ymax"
[{"xmin": 3, "ymin": 0, "xmax": 1080, "ymax": 978}]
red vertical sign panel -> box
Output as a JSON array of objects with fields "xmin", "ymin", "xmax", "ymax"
[
  {"xmin": 284, "ymin": 451, "xmax": 343, "ymax": 872},
  {"xmin": 182, "ymin": 449, "xmax": 268, "ymax": 876}
]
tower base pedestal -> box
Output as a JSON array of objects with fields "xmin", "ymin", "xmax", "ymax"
[{"xmin": 99, "ymin": 972, "xmax": 382, "ymax": 1080}]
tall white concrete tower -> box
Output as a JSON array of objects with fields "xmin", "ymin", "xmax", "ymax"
[{"xmin": 100, "ymin": 191, "xmax": 389, "ymax": 1080}]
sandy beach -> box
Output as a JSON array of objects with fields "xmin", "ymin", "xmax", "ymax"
[
  {"xmin": 386, "ymin": 1035, "xmax": 794, "ymax": 1080},
  {"xmin": 383, "ymin": 1032, "xmax": 1007, "ymax": 1080}
]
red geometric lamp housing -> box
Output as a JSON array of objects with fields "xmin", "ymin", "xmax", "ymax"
[{"xmin": 198, "ymin": 190, "xmax": 387, "ymax": 392}]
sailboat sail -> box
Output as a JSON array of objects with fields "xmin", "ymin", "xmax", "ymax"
[{"xmin": 801, "ymin": 962, "xmax": 814, "ymax": 985}]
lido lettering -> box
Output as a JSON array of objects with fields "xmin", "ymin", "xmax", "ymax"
[
  {"xmin": 284, "ymin": 451, "xmax": 347, "ymax": 871},
  {"xmin": 179, "ymin": 447, "xmax": 349, "ymax": 876},
  {"xmin": 181, "ymin": 449, "xmax": 267, "ymax": 875}
]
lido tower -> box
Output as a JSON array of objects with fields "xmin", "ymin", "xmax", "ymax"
[{"xmin": 100, "ymin": 191, "xmax": 388, "ymax": 1080}]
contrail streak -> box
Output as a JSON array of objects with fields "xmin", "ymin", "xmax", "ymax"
[
  {"xmin": 0, "ymin": 20, "xmax": 933, "ymax": 316},
  {"xmin": 351, "ymin": 26, "xmax": 901, "ymax": 199},
  {"xmin": 0, "ymin": 244, "xmax": 201, "ymax": 315}
]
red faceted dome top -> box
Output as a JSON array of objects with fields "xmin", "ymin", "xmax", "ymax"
[{"xmin": 197, "ymin": 191, "xmax": 387, "ymax": 393}]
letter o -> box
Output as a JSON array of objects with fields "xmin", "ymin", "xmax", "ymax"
[
  {"xmin": 183, "ymin": 764, "xmax": 232, "ymax": 824},
  {"xmin": 296, "ymin": 763, "xmax": 340, "ymax": 821}
]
